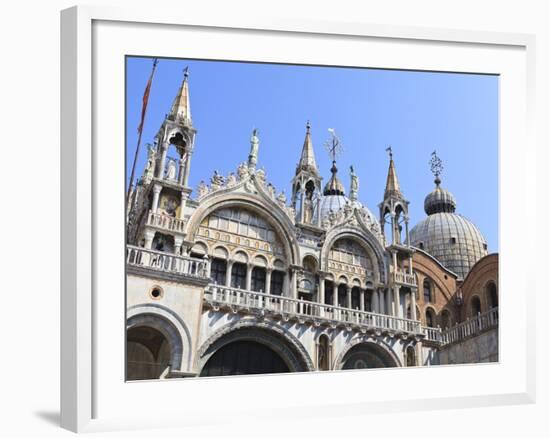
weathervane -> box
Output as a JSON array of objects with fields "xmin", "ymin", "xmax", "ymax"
[
  {"xmin": 385, "ymin": 145, "xmax": 393, "ymax": 159},
  {"xmin": 324, "ymin": 128, "xmax": 343, "ymax": 162},
  {"xmin": 429, "ymin": 150, "xmax": 444, "ymax": 185}
]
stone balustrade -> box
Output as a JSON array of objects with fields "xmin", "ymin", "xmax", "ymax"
[
  {"xmin": 147, "ymin": 210, "xmax": 186, "ymax": 233},
  {"xmin": 126, "ymin": 245, "xmax": 209, "ymax": 279},
  {"xmin": 421, "ymin": 307, "xmax": 499, "ymax": 345},
  {"xmin": 204, "ymin": 284, "xmax": 422, "ymax": 335},
  {"xmin": 391, "ymin": 269, "xmax": 418, "ymax": 286}
]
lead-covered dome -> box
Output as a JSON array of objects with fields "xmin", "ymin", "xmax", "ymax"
[{"xmin": 410, "ymin": 168, "xmax": 487, "ymax": 279}]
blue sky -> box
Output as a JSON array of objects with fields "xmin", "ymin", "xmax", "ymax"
[{"xmin": 126, "ymin": 57, "xmax": 499, "ymax": 251}]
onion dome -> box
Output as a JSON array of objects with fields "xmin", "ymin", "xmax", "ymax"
[
  {"xmin": 424, "ymin": 177, "xmax": 457, "ymax": 214},
  {"xmin": 410, "ymin": 152, "xmax": 488, "ymax": 279}
]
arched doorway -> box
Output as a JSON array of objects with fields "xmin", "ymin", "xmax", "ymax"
[
  {"xmin": 199, "ymin": 326, "xmax": 313, "ymax": 376},
  {"xmin": 127, "ymin": 326, "xmax": 172, "ymax": 380},
  {"xmin": 340, "ymin": 342, "xmax": 398, "ymax": 369},
  {"xmin": 200, "ymin": 340, "xmax": 289, "ymax": 376}
]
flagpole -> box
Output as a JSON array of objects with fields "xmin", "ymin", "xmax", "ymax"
[{"xmin": 127, "ymin": 58, "xmax": 158, "ymax": 202}]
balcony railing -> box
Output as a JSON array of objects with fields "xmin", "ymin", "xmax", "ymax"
[
  {"xmin": 421, "ymin": 307, "xmax": 499, "ymax": 345},
  {"xmin": 204, "ymin": 285, "xmax": 422, "ymax": 334},
  {"xmin": 391, "ymin": 269, "xmax": 417, "ymax": 286},
  {"xmin": 147, "ymin": 210, "xmax": 186, "ymax": 233},
  {"xmin": 126, "ymin": 245, "xmax": 209, "ymax": 279}
]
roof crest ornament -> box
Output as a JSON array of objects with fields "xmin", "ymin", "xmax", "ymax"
[{"xmin": 429, "ymin": 150, "xmax": 444, "ymax": 186}]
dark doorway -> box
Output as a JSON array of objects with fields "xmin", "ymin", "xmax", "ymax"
[{"xmin": 200, "ymin": 341, "xmax": 290, "ymax": 376}]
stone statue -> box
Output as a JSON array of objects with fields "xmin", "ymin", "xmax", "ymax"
[
  {"xmin": 349, "ymin": 165, "xmax": 359, "ymax": 201},
  {"xmin": 166, "ymin": 158, "xmax": 177, "ymax": 180},
  {"xmin": 197, "ymin": 180, "xmax": 209, "ymax": 198},
  {"xmin": 211, "ymin": 170, "xmax": 225, "ymax": 189},
  {"xmin": 248, "ymin": 128, "xmax": 260, "ymax": 169},
  {"xmin": 277, "ymin": 190, "xmax": 287, "ymax": 207},
  {"xmin": 145, "ymin": 144, "xmax": 156, "ymax": 172},
  {"xmin": 226, "ymin": 172, "xmax": 237, "ymax": 188},
  {"xmin": 267, "ymin": 183, "xmax": 276, "ymax": 199},
  {"xmin": 237, "ymin": 162, "xmax": 250, "ymax": 180},
  {"xmin": 255, "ymin": 168, "xmax": 266, "ymax": 186}
]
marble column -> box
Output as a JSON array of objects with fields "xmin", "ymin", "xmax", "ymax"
[
  {"xmin": 393, "ymin": 286, "xmax": 401, "ymax": 317},
  {"xmin": 182, "ymin": 151, "xmax": 193, "ymax": 187},
  {"xmin": 411, "ymin": 288, "xmax": 418, "ymax": 321},
  {"xmin": 225, "ymin": 261, "xmax": 234, "ymax": 287},
  {"xmin": 151, "ymin": 184, "xmax": 162, "ymax": 213},
  {"xmin": 379, "ymin": 289, "xmax": 386, "ymax": 314},
  {"xmin": 346, "ymin": 285, "xmax": 352, "ymax": 309},
  {"xmin": 246, "ymin": 263, "xmax": 253, "ymax": 291},
  {"xmin": 333, "ymin": 283, "xmax": 338, "ymax": 307},
  {"xmin": 372, "ymin": 290, "xmax": 379, "ymax": 314},
  {"xmin": 290, "ymin": 268, "xmax": 297, "ymax": 299},
  {"xmin": 157, "ymin": 144, "xmax": 168, "ymax": 179},
  {"xmin": 360, "ymin": 289, "xmax": 365, "ymax": 311},
  {"xmin": 318, "ymin": 277, "xmax": 325, "ymax": 305},
  {"xmin": 265, "ymin": 269, "xmax": 272, "ymax": 295}
]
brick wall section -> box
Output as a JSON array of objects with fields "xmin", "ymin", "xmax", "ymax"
[{"xmin": 458, "ymin": 253, "xmax": 499, "ymax": 321}]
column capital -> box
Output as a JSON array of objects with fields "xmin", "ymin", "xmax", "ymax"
[{"xmin": 152, "ymin": 183, "xmax": 162, "ymax": 194}]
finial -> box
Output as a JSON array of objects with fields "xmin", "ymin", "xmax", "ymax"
[
  {"xmin": 386, "ymin": 145, "xmax": 393, "ymax": 160},
  {"xmin": 429, "ymin": 150, "xmax": 444, "ymax": 186},
  {"xmin": 306, "ymin": 120, "xmax": 311, "ymax": 133},
  {"xmin": 183, "ymin": 66, "xmax": 189, "ymax": 79},
  {"xmin": 324, "ymin": 128, "xmax": 343, "ymax": 163}
]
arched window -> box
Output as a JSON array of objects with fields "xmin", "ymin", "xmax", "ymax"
[
  {"xmin": 210, "ymin": 258, "xmax": 227, "ymax": 285},
  {"xmin": 471, "ymin": 296, "xmax": 482, "ymax": 317},
  {"xmin": 270, "ymin": 271, "xmax": 285, "ymax": 296},
  {"xmin": 425, "ymin": 308, "xmax": 435, "ymax": 328},
  {"xmin": 338, "ymin": 284, "xmax": 348, "ymax": 307},
  {"xmin": 440, "ymin": 310, "xmax": 451, "ymax": 329},
  {"xmin": 406, "ymin": 346, "xmax": 416, "ymax": 367},
  {"xmin": 423, "ymin": 279, "xmax": 433, "ymax": 303},
  {"xmin": 487, "ymin": 282, "xmax": 498, "ymax": 309},
  {"xmin": 251, "ymin": 267, "xmax": 266, "ymax": 292},
  {"xmin": 231, "ymin": 263, "xmax": 247, "ymax": 289},
  {"xmin": 317, "ymin": 335, "xmax": 330, "ymax": 371}
]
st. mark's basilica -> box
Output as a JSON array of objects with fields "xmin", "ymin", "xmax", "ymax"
[{"xmin": 126, "ymin": 68, "xmax": 499, "ymax": 380}]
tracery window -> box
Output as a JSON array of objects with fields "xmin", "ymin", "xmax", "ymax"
[
  {"xmin": 328, "ymin": 239, "xmax": 373, "ymax": 270},
  {"xmin": 201, "ymin": 207, "xmax": 284, "ymax": 255}
]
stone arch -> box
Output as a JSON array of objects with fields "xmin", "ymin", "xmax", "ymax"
[
  {"xmin": 320, "ymin": 227, "xmax": 386, "ymax": 284},
  {"xmin": 212, "ymin": 245, "xmax": 229, "ymax": 259},
  {"xmin": 127, "ymin": 304, "xmax": 193, "ymax": 372},
  {"xmin": 484, "ymin": 280, "xmax": 498, "ymax": 309},
  {"xmin": 334, "ymin": 337, "xmax": 401, "ymax": 369},
  {"xmin": 469, "ymin": 294, "xmax": 482, "ymax": 317},
  {"xmin": 197, "ymin": 319, "xmax": 314, "ymax": 373},
  {"xmin": 185, "ymin": 194, "xmax": 300, "ymax": 265}
]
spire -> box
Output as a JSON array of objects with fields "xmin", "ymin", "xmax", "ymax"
[
  {"xmin": 384, "ymin": 146, "xmax": 402, "ymax": 198},
  {"xmin": 169, "ymin": 66, "xmax": 191, "ymax": 123},
  {"xmin": 296, "ymin": 121, "xmax": 319, "ymax": 175}
]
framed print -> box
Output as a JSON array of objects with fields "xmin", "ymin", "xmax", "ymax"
[{"xmin": 61, "ymin": 5, "xmax": 536, "ymax": 433}]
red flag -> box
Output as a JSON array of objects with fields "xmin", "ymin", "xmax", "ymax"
[{"xmin": 137, "ymin": 58, "xmax": 158, "ymax": 134}]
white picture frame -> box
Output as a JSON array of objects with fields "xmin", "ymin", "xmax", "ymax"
[{"xmin": 60, "ymin": 5, "xmax": 536, "ymax": 433}]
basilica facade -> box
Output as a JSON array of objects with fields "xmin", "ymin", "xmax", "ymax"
[{"xmin": 126, "ymin": 70, "xmax": 499, "ymax": 380}]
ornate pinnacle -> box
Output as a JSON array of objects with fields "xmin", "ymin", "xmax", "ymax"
[{"xmin": 429, "ymin": 150, "xmax": 444, "ymax": 186}]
